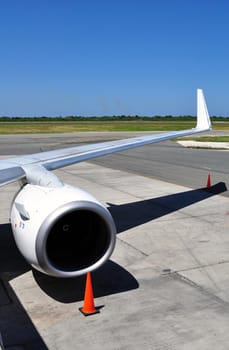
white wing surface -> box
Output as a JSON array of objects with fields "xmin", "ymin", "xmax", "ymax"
[{"xmin": 0, "ymin": 89, "xmax": 211, "ymax": 186}]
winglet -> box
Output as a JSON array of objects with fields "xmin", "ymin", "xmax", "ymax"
[{"xmin": 196, "ymin": 89, "xmax": 211, "ymax": 130}]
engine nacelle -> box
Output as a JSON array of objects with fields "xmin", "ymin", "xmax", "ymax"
[{"xmin": 11, "ymin": 183, "xmax": 116, "ymax": 277}]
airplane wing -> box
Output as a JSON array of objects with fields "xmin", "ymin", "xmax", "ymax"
[
  {"xmin": 7, "ymin": 88, "xmax": 212, "ymax": 278},
  {"xmin": 0, "ymin": 89, "xmax": 211, "ymax": 186}
]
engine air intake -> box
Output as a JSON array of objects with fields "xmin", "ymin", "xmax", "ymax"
[{"xmin": 46, "ymin": 209, "xmax": 110, "ymax": 271}]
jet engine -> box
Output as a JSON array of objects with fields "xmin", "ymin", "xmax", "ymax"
[{"xmin": 10, "ymin": 183, "xmax": 116, "ymax": 277}]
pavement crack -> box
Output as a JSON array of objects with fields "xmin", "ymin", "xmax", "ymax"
[
  {"xmin": 177, "ymin": 260, "xmax": 229, "ymax": 273},
  {"xmin": 117, "ymin": 237, "xmax": 148, "ymax": 257},
  {"xmin": 171, "ymin": 271, "xmax": 229, "ymax": 309}
]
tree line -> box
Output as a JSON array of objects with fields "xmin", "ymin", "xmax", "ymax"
[{"xmin": 0, "ymin": 115, "xmax": 227, "ymax": 122}]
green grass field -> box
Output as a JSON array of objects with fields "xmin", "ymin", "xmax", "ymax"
[
  {"xmin": 177, "ymin": 136, "xmax": 229, "ymax": 142},
  {"xmin": 0, "ymin": 120, "xmax": 227, "ymax": 134}
]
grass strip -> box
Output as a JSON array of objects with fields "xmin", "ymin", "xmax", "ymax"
[{"xmin": 0, "ymin": 120, "xmax": 227, "ymax": 134}]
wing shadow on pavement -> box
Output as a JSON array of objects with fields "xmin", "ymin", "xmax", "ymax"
[
  {"xmin": 108, "ymin": 182, "xmax": 227, "ymax": 234},
  {"xmin": 0, "ymin": 182, "xmax": 226, "ymax": 348}
]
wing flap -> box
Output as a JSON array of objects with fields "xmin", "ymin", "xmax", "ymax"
[{"xmin": 0, "ymin": 166, "xmax": 25, "ymax": 186}]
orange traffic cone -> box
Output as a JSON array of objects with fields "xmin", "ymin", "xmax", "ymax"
[
  {"xmin": 79, "ymin": 272, "xmax": 99, "ymax": 316},
  {"xmin": 206, "ymin": 174, "xmax": 211, "ymax": 188}
]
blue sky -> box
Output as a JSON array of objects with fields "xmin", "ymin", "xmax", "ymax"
[{"xmin": 0, "ymin": 0, "xmax": 229, "ymax": 116}]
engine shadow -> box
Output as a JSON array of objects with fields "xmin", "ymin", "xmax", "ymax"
[
  {"xmin": 0, "ymin": 224, "xmax": 139, "ymax": 303},
  {"xmin": 33, "ymin": 260, "xmax": 139, "ymax": 303},
  {"xmin": 108, "ymin": 182, "xmax": 227, "ymax": 233},
  {"xmin": 0, "ymin": 223, "xmax": 30, "ymax": 277}
]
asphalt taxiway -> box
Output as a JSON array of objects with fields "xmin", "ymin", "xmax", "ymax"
[{"xmin": 0, "ymin": 132, "xmax": 229, "ymax": 349}]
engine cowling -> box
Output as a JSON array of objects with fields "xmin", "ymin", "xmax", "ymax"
[{"xmin": 10, "ymin": 183, "xmax": 116, "ymax": 277}]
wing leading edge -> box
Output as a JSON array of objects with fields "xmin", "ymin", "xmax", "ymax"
[{"xmin": 0, "ymin": 89, "xmax": 211, "ymax": 186}]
